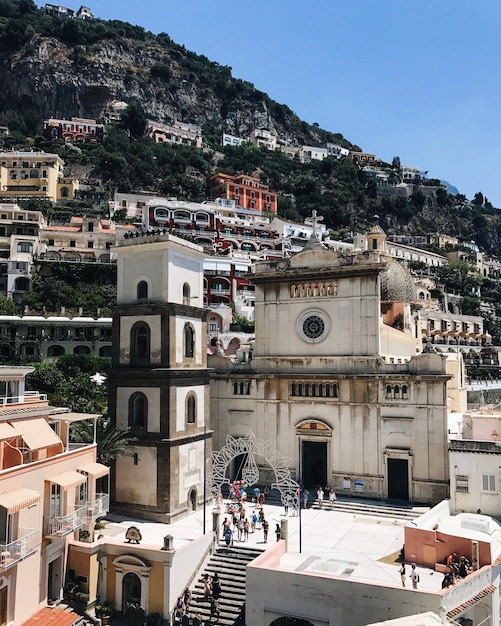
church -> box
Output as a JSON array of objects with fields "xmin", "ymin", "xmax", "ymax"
[{"xmin": 208, "ymin": 222, "xmax": 458, "ymax": 504}]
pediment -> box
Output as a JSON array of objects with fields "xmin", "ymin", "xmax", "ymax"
[{"xmin": 288, "ymin": 247, "xmax": 341, "ymax": 269}]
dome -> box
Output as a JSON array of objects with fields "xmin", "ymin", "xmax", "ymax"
[{"xmin": 380, "ymin": 257, "xmax": 415, "ymax": 303}]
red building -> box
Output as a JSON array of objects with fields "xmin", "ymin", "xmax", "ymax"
[{"xmin": 206, "ymin": 172, "xmax": 278, "ymax": 213}]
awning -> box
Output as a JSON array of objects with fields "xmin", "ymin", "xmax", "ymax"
[
  {"xmin": 49, "ymin": 412, "xmax": 101, "ymax": 423},
  {"xmin": 14, "ymin": 418, "xmax": 62, "ymax": 451},
  {"xmin": 48, "ymin": 471, "xmax": 87, "ymax": 490},
  {"xmin": 78, "ymin": 463, "xmax": 109, "ymax": 479},
  {"xmin": 0, "ymin": 422, "xmax": 20, "ymax": 440},
  {"xmin": 0, "ymin": 487, "xmax": 40, "ymax": 513}
]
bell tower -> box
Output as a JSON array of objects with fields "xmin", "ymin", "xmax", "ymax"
[{"xmin": 108, "ymin": 232, "xmax": 211, "ymax": 522}]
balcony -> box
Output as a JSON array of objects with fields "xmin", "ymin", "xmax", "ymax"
[
  {"xmin": 44, "ymin": 503, "xmax": 87, "ymax": 537},
  {"xmin": 87, "ymin": 493, "xmax": 109, "ymax": 519},
  {"xmin": 0, "ymin": 528, "xmax": 39, "ymax": 570},
  {"xmin": 0, "ymin": 392, "xmax": 47, "ymax": 407}
]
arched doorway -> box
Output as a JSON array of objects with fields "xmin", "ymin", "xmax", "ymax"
[
  {"xmin": 210, "ymin": 432, "xmax": 299, "ymax": 511},
  {"xmin": 122, "ymin": 572, "xmax": 141, "ymax": 614}
]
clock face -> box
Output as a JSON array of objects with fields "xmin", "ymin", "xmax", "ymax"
[{"xmin": 302, "ymin": 315, "xmax": 325, "ymax": 340}]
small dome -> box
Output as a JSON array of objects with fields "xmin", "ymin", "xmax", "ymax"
[
  {"xmin": 368, "ymin": 223, "xmax": 385, "ymax": 235},
  {"xmin": 380, "ymin": 257, "xmax": 415, "ymax": 303}
]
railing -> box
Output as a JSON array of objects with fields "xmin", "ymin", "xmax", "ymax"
[
  {"xmin": 87, "ymin": 493, "xmax": 109, "ymax": 519},
  {"xmin": 0, "ymin": 528, "xmax": 39, "ymax": 570},
  {"xmin": 44, "ymin": 503, "xmax": 87, "ymax": 537},
  {"xmin": 0, "ymin": 393, "xmax": 47, "ymax": 406}
]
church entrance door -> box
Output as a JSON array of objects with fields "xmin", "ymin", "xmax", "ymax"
[
  {"xmin": 387, "ymin": 458, "xmax": 409, "ymax": 501},
  {"xmin": 302, "ymin": 441, "xmax": 327, "ymax": 488}
]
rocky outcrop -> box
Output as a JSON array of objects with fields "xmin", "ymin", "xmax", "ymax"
[{"xmin": 0, "ymin": 34, "xmax": 353, "ymax": 150}]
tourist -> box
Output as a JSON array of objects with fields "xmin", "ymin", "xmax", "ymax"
[
  {"xmin": 275, "ymin": 523, "xmax": 281, "ymax": 542},
  {"xmin": 399, "ymin": 562, "xmax": 407, "ymax": 588},
  {"xmin": 410, "ymin": 563, "xmax": 418, "ymax": 589},
  {"xmin": 329, "ymin": 489, "xmax": 337, "ymax": 508},
  {"xmin": 317, "ymin": 486, "xmax": 324, "ymax": 508},
  {"xmin": 262, "ymin": 519, "xmax": 269, "ymax": 543}
]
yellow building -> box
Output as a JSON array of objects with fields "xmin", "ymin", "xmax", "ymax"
[
  {"xmin": 0, "ymin": 365, "xmax": 109, "ymax": 625},
  {"xmin": 0, "ymin": 151, "xmax": 79, "ymax": 202}
]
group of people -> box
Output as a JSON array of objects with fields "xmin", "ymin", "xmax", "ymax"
[
  {"xmin": 399, "ymin": 562, "xmax": 419, "ymax": 589},
  {"xmin": 174, "ymin": 587, "xmax": 203, "ymax": 625},
  {"xmin": 203, "ymin": 573, "xmax": 222, "ymax": 622},
  {"xmin": 315, "ymin": 485, "xmax": 337, "ymax": 508},
  {"xmin": 444, "ymin": 552, "xmax": 472, "ymax": 584},
  {"xmin": 221, "ymin": 509, "xmax": 278, "ymax": 545}
]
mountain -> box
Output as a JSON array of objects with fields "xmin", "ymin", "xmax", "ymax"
[
  {"xmin": 0, "ymin": 2, "xmax": 355, "ymax": 151},
  {"xmin": 0, "ymin": 1, "xmax": 500, "ymax": 256}
]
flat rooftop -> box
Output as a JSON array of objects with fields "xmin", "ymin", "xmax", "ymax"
[{"xmin": 101, "ymin": 498, "xmax": 452, "ymax": 592}]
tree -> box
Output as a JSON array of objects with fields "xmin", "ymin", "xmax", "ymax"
[
  {"xmin": 0, "ymin": 296, "xmax": 20, "ymax": 315},
  {"xmin": 472, "ymin": 191, "xmax": 484, "ymax": 206},
  {"xmin": 119, "ymin": 105, "xmax": 147, "ymax": 140},
  {"xmin": 71, "ymin": 417, "xmax": 136, "ymax": 465},
  {"xmin": 391, "ymin": 156, "xmax": 401, "ymax": 172},
  {"xmin": 436, "ymin": 261, "xmax": 482, "ymax": 296}
]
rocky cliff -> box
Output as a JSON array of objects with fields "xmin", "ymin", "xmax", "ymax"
[{"xmin": 0, "ymin": 29, "xmax": 354, "ymax": 150}]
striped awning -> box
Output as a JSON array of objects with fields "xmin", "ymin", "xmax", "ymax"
[
  {"xmin": 13, "ymin": 418, "xmax": 62, "ymax": 451},
  {"xmin": 0, "ymin": 487, "xmax": 40, "ymax": 513},
  {"xmin": 0, "ymin": 422, "xmax": 20, "ymax": 440},
  {"xmin": 78, "ymin": 463, "xmax": 109, "ymax": 479},
  {"xmin": 48, "ymin": 471, "xmax": 87, "ymax": 490}
]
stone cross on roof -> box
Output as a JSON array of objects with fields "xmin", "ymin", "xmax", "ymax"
[{"xmin": 305, "ymin": 210, "xmax": 324, "ymax": 240}]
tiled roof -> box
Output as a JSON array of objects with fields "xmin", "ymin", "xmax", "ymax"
[
  {"xmin": 446, "ymin": 585, "xmax": 496, "ymax": 619},
  {"xmin": 21, "ymin": 606, "xmax": 81, "ymax": 626}
]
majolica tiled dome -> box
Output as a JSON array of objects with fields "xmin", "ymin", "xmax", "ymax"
[{"xmin": 380, "ymin": 257, "xmax": 415, "ymax": 303}]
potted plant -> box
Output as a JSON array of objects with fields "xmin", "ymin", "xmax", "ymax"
[
  {"xmin": 63, "ymin": 580, "xmax": 78, "ymax": 601},
  {"xmin": 78, "ymin": 529, "xmax": 91, "ymax": 542},
  {"xmin": 74, "ymin": 591, "xmax": 89, "ymax": 612},
  {"xmin": 95, "ymin": 602, "xmax": 112, "ymax": 625}
]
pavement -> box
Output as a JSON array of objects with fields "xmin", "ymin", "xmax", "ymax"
[{"xmin": 100, "ymin": 497, "xmax": 445, "ymax": 595}]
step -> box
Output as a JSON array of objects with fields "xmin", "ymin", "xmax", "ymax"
[{"xmin": 309, "ymin": 500, "xmax": 427, "ymax": 520}]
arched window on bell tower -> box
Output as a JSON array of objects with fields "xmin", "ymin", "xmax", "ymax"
[
  {"xmin": 131, "ymin": 322, "xmax": 150, "ymax": 364},
  {"xmin": 183, "ymin": 282, "xmax": 191, "ymax": 305},
  {"xmin": 184, "ymin": 323, "xmax": 194, "ymax": 358},
  {"xmin": 137, "ymin": 280, "xmax": 148, "ymax": 300},
  {"xmin": 186, "ymin": 393, "xmax": 196, "ymax": 425},
  {"xmin": 128, "ymin": 392, "xmax": 148, "ymax": 429}
]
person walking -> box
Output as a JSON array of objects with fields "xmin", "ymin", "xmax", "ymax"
[
  {"xmin": 262, "ymin": 519, "xmax": 269, "ymax": 543},
  {"xmin": 275, "ymin": 523, "xmax": 281, "ymax": 542},
  {"xmin": 317, "ymin": 486, "xmax": 324, "ymax": 508},
  {"xmin": 399, "ymin": 562, "xmax": 407, "ymax": 588},
  {"xmin": 243, "ymin": 519, "xmax": 250, "ymax": 542},
  {"xmin": 251, "ymin": 511, "xmax": 258, "ymax": 533},
  {"xmin": 410, "ymin": 563, "xmax": 419, "ymax": 589},
  {"xmin": 302, "ymin": 489, "xmax": 309, "ymax": 509},
  {"xmin": 329, "ymin": 489, "xmax": 337, "ymax": 508},
  {"xmin": 212, "ymin": 572, "xmax": 222, "ymax": 601},
  {"xmin": 223, "ymin": 526, "xmax": 233, "ymax": 552},
  {"xmin": 203, "ymin": 573, "xmax": 213, "ymax": 600}
]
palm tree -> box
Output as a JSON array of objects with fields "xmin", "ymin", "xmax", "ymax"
[{"xmin": 71, "ymin": 417, "xmax": 137, "ymax": 465}]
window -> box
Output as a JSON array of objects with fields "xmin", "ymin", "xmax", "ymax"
[
  {"xmin": 137, "ymin": 281, "xmax": 148, "ymax": 300},
  {"xmin": 482, "ymin": 474, "xmax": 496, "ymax": 492},
  {"xmin": 128, "ymin": 392, "xmax": 148, "ymax": 429},
  {"xmin": 30, "ymin": 169, "xmax": 38, "ymax": 178},
  {"xmin": 184, "ymin": 324, "xmax": 194, "ymax": 358},
  {"xmin": 131, "ymin": 323, "xmax": 150, "ymax": 363},
  {"xmin": 70, "ymin": 240, "xmax": 76, "ymax": 248},
  {"xmin": 17, "ymin": 242, "xmax": 33, "ymax": 253},
  {"xmin": 186, "ymin": 394, "xmax": 196, "ymax": 424},
  {"xmin": 60, "ymin": 187, "xmax": 69, "ymax": 198},
  {"xmin": 183, "ymin": 282, "xmax": 191, "ymax": 305},
  {"xmin": 455, "ymin": 475, "xmax": 469, "ymax": 493},
  {"xmin": 88, "ymin": 222, "xmax": 94, "ymax": 232},
  {"xmin": 87, "ymin": 241, "xmax": 94, "ymax": 249},
  {"xmin": 48, "ymin": 239, "xmax": 54, "ymax": 246}
]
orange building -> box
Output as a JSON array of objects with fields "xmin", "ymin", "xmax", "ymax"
[{"xmin": 206, "ymin": 172, "xmax": 277, "ymax": 213}]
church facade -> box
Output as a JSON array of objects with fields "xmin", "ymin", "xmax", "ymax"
[
  {"xmin": 209, "ymin": 226, "xmax": 453, "ymax": 504},
  {"xmin": 108, "ymin": 233, "xmax": 211, "ymax": 522}
]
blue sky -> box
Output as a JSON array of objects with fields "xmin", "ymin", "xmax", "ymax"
[{"xmin": 46, "ymin": 1, "xmax": 501, "ymax": 207}]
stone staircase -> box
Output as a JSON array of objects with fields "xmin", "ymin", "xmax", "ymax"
[
  {"xmin": 309, "ymin": 498, "xmax": 429, "ymax": 521},
  {"xmin": 188, "ymin": 545, "xmax": 262, "ymax": 625}
]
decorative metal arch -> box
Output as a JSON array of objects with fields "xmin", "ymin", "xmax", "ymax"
[{"xmin": 209, "ymin": 432, "xmax": 299, "ymax": 511}]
